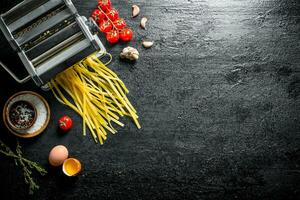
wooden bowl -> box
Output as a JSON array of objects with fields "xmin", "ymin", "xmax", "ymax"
[{"xmin": 3, "ymin": 91, "xmax": 51, "ymax": 138}]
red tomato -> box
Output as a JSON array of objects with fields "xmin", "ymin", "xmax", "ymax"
[
  {"xmin": 113, "ymin": 18, "xmax": 126, "ymax": 29},
  {"xmin": 91, "ymin": 9, "xmax": 105, "ymax": 23},
  {"xmin": 99, "ymin": 20, "xmax": 112, "ymax": 33},
  {"xmin": 119, "ymin": 28, "xmax": 133, "ymax": 42},
  {"xmin": 59, "ymin": 116, "xmax": 72, "ymax": 131},
  {"xmin": 106, "ymin": 8, "xmax": 118, "ymax": 21},
  {"xmin": 98, "ymin": 0, "xmax": 111, "ymax": 12},
  {"xmin": 106, "ymin": 30, "xmax": 119, "ymax": 43}
]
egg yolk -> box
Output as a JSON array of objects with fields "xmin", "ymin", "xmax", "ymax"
[{"xmin": 63, "ymin": 158, "xmax": 81, "ymax": 176}]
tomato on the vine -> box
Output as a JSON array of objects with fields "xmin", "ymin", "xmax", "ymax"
[
  {"xmin": 106, "ymin": 8, "xmax": 118, "ymax": 21},
  {"xmin": 99, "ymin": 20, "xmax": 112, "ymax": 33},
  {"xmin": 113, "ymin": 18, "xmax": 126, "ymax": 29},
  {"xmin": 92, "ymin": 0, "xmax": 133, "ymax": 44},
  {"xmin": 91, "ymin": 9, "xmax": 105, "ymax": 23},
  {"xmin": 58, "ymin": 116, "xmax": 73, "ymax": 131},
  {"xmin": 119, "ymin": 28, "xmax": 133, "ymax": 42},
  {"xmin": 98, "ymin": 0, "xmax": 111, "ymax": 12},
  {"xmin": 106, "ymin": 30, "xmax": 119, "ymax": 43}
]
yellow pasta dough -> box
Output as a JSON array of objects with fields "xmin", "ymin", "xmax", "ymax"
[{"xmin": 49, "ymin": 53, "xmax": 140, "ymax": 144}]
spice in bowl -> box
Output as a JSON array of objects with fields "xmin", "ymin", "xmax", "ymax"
[{"xmin": 7, "ymin": 100, "xmax": 37, "ymax": 130}]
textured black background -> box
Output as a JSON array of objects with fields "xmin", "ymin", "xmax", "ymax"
[{"xmin": 0, "ymin": 0, "xmax": 300, "ymax": 199}]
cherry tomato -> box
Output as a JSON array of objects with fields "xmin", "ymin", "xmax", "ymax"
[
  {"xmin": 91, "ymin": 9, "xmax": 105, "ymax": 23},
  {"xmin": 119, "ymin": 28, "xmax": 133, "ymax": 42},
  {"xmin": 99, "ymin": 20, "xmax": 112, "ymax": 33},
  {"xmin": 113, "ymin": 18, "xmax": 126, "ymax": 29},
  {"xmin": 59, "ymin": 116, "xmax": 72, "ymax": 131},
  {"xmin": 106, "ymin": 30, "xmax": 119, "ymax": 43},
  {"xmin": 106, "ymin": 8, "xmax": 118, "ymax": 21},
  {"xmin": 98, "ymin": 0, "xmax": 111, "ymax": 12}
]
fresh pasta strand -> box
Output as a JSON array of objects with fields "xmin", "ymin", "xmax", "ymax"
[{"xmin": 49, "ymin": 53, "xmax": 140, "ymax": 144}]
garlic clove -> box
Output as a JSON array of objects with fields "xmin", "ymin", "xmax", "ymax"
[
  {"xmin": 140, "ymin": 17, "xmax": 148, "ymax": 29},
  {"xmin": 142, "ymin": 41, "xmax": 154, "ymax": 48},
  {"xmin": 132, "ymin": 5, "xmax": 140, "ymax": 18},
  {"xmin": 132, "ymin": 53, "xmax": 139, "ymax": 60}
]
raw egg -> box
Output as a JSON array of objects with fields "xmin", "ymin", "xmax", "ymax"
[
  {"xmin": 62, "ymin": 158, "xmax": 82, "ymax": 176},
  {"xmin": 48, "ymin": 145, "xmax": 68, "ymax": 167}
]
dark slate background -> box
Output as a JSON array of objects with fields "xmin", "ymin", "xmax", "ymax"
[{"xmin": 0, "ymin": 0, "xmax": 299, "ymax": 199}]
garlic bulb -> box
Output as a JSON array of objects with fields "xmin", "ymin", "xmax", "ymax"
[{"xmin": 120, "ymin": 47, "xmax": 139, "ymax": 61}]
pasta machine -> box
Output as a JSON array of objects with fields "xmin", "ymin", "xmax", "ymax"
[{"xmin": 0, "ymin": 0, "xmax": 106, "ymax": 89}]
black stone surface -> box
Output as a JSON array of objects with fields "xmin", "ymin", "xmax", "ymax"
[{"xmin": 0, "ymin": 0, "xmax": 299, "ymax": 199}]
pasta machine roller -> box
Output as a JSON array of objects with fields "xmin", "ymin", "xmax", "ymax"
[{"xmin": 0, "ymin": 0, "xmax": 106, "ymax": 89}]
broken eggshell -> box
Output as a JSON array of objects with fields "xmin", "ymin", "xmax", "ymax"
[
  {"xmin": 120, "ymin": 46, "xmax": 139, "ymax": 61},
  {"xmin": 63, "ymin": 158, "xmax": 82, "ymax": 177}
]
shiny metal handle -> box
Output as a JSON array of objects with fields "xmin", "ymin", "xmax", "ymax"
[
  {"xmin": 0, "ymin": 60, "xmax": 30, "ymax": 83},
  {"xmin": 87, "ymin": 17, "xmax": 101, "ymax": 35}
]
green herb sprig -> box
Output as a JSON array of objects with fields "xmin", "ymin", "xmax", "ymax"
[{"xmin": 0, "ymin": 140, "xmax": 47, "ymax": 194}]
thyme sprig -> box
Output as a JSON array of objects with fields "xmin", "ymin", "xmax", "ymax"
[{"xmin": 0, "ymin": 140, "xmax": 47, "ymax": 194}]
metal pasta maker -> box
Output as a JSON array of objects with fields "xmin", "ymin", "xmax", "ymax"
[{"xmin": 0, "ymin": 0, "xmax": 105, "ymax": 89}]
